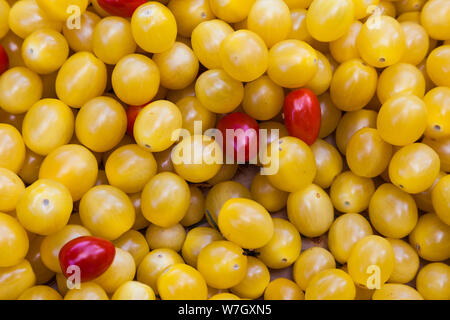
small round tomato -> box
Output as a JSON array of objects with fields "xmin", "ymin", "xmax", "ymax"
[
  {"xmin": 426, "ymin": 45, "xmax": 450, "ymax": 88},
  {"xmin": 59, "ymin": 236, "xmax": 115, "ymax": 282},
  {"xmin": 431, "ymin": 174, "xmax": 450, "ymax": 226},
  {"xmin": 0, "ymin": 259, "xmax": 36, "ymax": 300},
  {"xmin": 283, "ymin": 88, "xmax": 321, "ymax": 146},
  {"xmin": 416, "ymin": 263, "xmax": 450, "ymax": 300},
  {"xmin": 18, "ymin": 286, "xmax": 62, "ymax": 300},
  {"xmin": 168, "ymin": 0, "xmax": 215, "ymax": 38},
  {"xmin": 230, "ymin": 256, "xmax": 270, "ymax": 299},
  {"xmin": 176, "ymin": 96, "xmax": 217, "ymax": 135},
  {"xmin": 97, "ymin": 0, "xmax": 146, "ymax": 17},
  {"xmin": 181, "ymin": 227, "xmax": 223, "ymax": 267},
  {"xmin": 305, "ymin": 269, "xmax": 356, "ymax": 300},
  {"xmin": 180, "ymin": 186, "xmax": 205, "ymax": 227},
  {"xmin": 387, "ymin": 238, "xmax": 420, "ymax": 284},
  {"xmin": 0, "ymin": 124, "xmax": 26, "ymax": 173},
  {"xmin": 0, "ymin": 168, "xmax": 25, "ymax": 213},
  {"xmin": 197, "ymin": 240, "xmax": 247, "ymax": 289},
  {"xmin": 317, "ymin": 93, "xmax": 342, "ymax": 139},
  {"xmin": 64, "ymin": 282, "xmax": 109, "ymax": 300},
  {"xmin": 111, "ymin": 281, "xmax": 155, "ymax": 300},
  {"xmin": 0, "ymin": 44, "xmax": 8, "ymax": 75},
  {"xmin": 62, "ymin": 11, "xmax": 101, "ymax": 53},
  {"xmin": 0, "ymin": 0, "xmax": 9, "ymax": 40},
  {"xmin": 311, "ymin": 139, "xmax": 343, "ymax": 189},
  {"xmin": 420, "ymin": 0, "xmax": 450, "ymax": 40},
  {"xmin": 112, "ymin": 230, "xmax": 149, "ymax": 266},
  {"xmin": 36, "ymin": 0, "xmax": 89, "ymax": 21},
  {"xmin": 208, "ymin": 0, "xmax": 254, "ymax": 23},
  {"xmin": 422, "ymin": 87, "xmax": 450, "ymax": 140},
  {"xmin": 264, "ymin": 278, "xmax": 305, "ymax": 300},
  {"xmin": 217, "ymin": 112, "xmax": 259, "ymax": 163},
  {"xmin": 250, "ymin": 173, "xmax": 289, "ymax": 212},
  {"xmin": 145, "ymin": 223, "xmax": 186, "ymax": 253},
  {"xmin": 372, "ymin": 283, "xmax": 423, "ymax": 300},
  {"xmin": 0, "ymin": 212, "xmax": 29, "ymax": 268}
]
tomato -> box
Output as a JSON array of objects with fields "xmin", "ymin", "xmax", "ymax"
[
  {"xmin": 283, "ymin": 88, "xmax": 321, "ymax": 146},
  {"xmin": 0, "ymin": 44, "xmax": 8, "ymax": 75},
  {"xmin": 18, "ymin": 285, "xmax": 62, "ymax": 300},
  {"xmin": 112, "ymin": 281, "xmax": 155, "ymax": 300},
  {"xmin": 59, "ymin": 236, "xmax": 115, "ymax": 282},
  {"xmin": 97, "ymin": 0, "xmax": 146, "ymax": 17},
  {"xmin": 217, "ymin": 112, "xmax": 259, "ymax": 163},
  {"xmin": 372, "ymin": 284, "xmax": 423, "ymax": 300},
  {"xmin": 64, "ymin": 282, "xmax": 109, "ymax": 300},
  {"xmin": 305, "ymin": 269, "xmax": 356, "ymax": 300},
  {"xmin": 0, "ymin": 212, "xmax": 29, "ymax": 268},
  {"xmin": 264, "ymin": 278, "xmax": 305, "ymax": 300},
  {"xmin": 126, "ymin": 105, "xmax": 144, "ymax": 137}
]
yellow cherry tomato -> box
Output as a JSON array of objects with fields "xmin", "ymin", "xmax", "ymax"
[
  {"xmin": 94, "ymin": 248, "xmax": 135, "ymax": 294},
  {"xmin": 377, "ymin": 94, "xmax": 427, "ymax": 146},
  {"xmin": 145, "ymin": 223, "xmax": 186, "ymax": 252},
  {"xmin": 264, "ymin": 278, "xmax": 305, "ymax": 300},
  {"xmin": 16, "ymin": 179, "xmax": 72, "ymax": 236},
  {"xmin": 0, "ymin": 259, "xmax": 35, "ymax": 300},
  {"xmin": 432, "ymin": 174, "xmax": 450, "ymax": 226},
  {"xmin": 137, "ymin": 248, "xmax": 183, "ymax": 292},
  {"xmin": 353, "ymin": 0, "xmax": 379, "ymax": 19},
  {"xmin": 180, "ymin": 186, "xmax": 205, "ymax": 227},
  {"xmin": 79, "ymin": 185, "xmax": 135, "ymax": 240},
  {"xmin": 131, "ymin": 2, "xmax": 176, "ymax": 53},
  {"xmin": 92, "ymin": 16, "xmax": 136, "ymax": 65},
  {"xmin": 287, "ymin": 8, "xmax": 311, "ymax": 42},
  {"xmin": 113, "ymin": 230, "xmax": 149, "ymax": 266},
  {"xmin": 195, "ymin": 69, "xmax": 244, "ymax": 114},
  {"xmin": 397, "ymin": 11, "xmax": 420, "ymax": 23},
  {"xmin": 208, "ymin": 0, "xmax": 254, "ymax": 23},
  {"xmin": 346, "ymin": 128, "xmax": 393, "ymax": 178},
  {"xmin": 21, "ymin": 29, "xmax": 68, "ymax": 74},
  {"xmin": 257, "ymin": 218, "xmax": 301, "ymax": 269},
  {"xmin": 129, "ymin": 193, "xmax": 151, "ymax": 231},
  {"xmin": 409, "ymin": 212, "xmax": 450, "ymax": 261},
  {"xmin": 416, "ymin": 262, "xmax": 450, "ymax": 300},
  {"xmin": 372, "ymin": 283, "xmax": 423, "ymax": 300},
  {"xmin": 176, "ymin": 97, "xmax": 217, "ymax": 135},
  {"xmin": 0, "ymin": 124, "xmax": 25, "ymax": 173},
  {"xmin": 112, "ymin": 54, "xmax": 159, "ymax": 106},
  {"xmin": 134, "ymin": 100, "xmax": 182, "ymax": 153},
  {"xmin": 0, "ymin": 168, "xmax": 25, "ymax": 212},
  {"xmin": 219, "ymin": 30, "xmax": 268, "ymax": 82},
  {"xmin": 35, "ymin": 0, "xmax": 88, "ymax": 21},
  {"xmin": 168, "ymin": 0, "xmax": 214, "ymax": 37},
  {"xmin": 64, "ymin": 282, "xmax": 109, "ymax": 300},
  {"xmin": 197, "ymin": 240, "xmax": 247, "ymax": 289},
  {"xmin": 0, "ymin": 66, "xmax": 42, "ymax": 114},
  {"xmin": 317, "ymin": 93, "xmax": 341, "ymax": 138},
  {"xmin": 305, "ymin": 269, "xmax": 356, "ymax": 300},
  {"xmin": 250, "ymin": 173, "xmax": 288, "ymax": 212},
  {"xmin": 112, "ymin": 281, "xmax": 155, "ymax": 300},
  {"xmin": 422, "ymin": 87, "xmax": 450, "ymax": 140},
  {"xmin": 387, "ymin": 238, "xmax": 420, "ymax": 284},
  {"xmin": 287, "ymin": 184, "xmax": 334, "ymax": 237},
  {"xmin": 377, "ymin": 63, "xmax": 425, "ymax": 104},
  {"xmin": 413, "ymin": 170, "xmax": 446, "ymax": 213},
  {"xmin": 218, "ymin": 198, "xmax": 273, "ymax": 249},
  {"xmin": 306, "ymin": 0, "xmax": 354, "ymax": 42},
  {"xmin": 310, "ymin": 139, "xmax": 343, "ymax": 189},
  {"xmin": 157, "ymin": 263, "xmax": 208, "ymax": 300},
  {"xmin": 420, "ymin": 0, "xmax": 450, "ymax": 40},
  {"xmin": 264, "ymin": 136, "xmax": 317, "ymax": 193},
  {"xmin": 22, "ymin": 99, "xmax": 74, "ymax": 156},
  {"xmin": 247, "ymin": 0, "xmax": 291, "ymax": 48},
  {"xmin": 230, "ymin": 256, "xmax": 270, "ymax": 299},
  {"xmin": 0, "ymin": 213, "xmax": 29, "ymax": 267},
  {"xmin": 293, "ymin": 247, "xmax": 336, "ymax": 291},
  {"xmin": 347, "ymin": 235, "xmax": 395, "ymax": 287},
  {"xmin": 304, "ymin": 50, "xmax": 332, "ymax": 96},
  {"xmin": 210, "ymin": 292, "xmax": 240, "ymax": 300},
  {"xmin": 330, "ymin": 171, "xmax": 374, "ymax": 213},
  {"xmin": 141, "ymin": 172, "xmax": 190, "ymax": 228},
  {"xmin": 18, "ymin": 285, "xmax": 62, "ymax": 300},
  {"xmin": 62, "ymin": 11, "xmax": 101, "ymax": 53},
  {"xmin": 40, "ymin": 224, "xmax": 91, "ymax": 273},
  {"xmin": 426, "ymin": 45, "xmax": 450, "ymax": 88},
  {"xmin": 267, "ymin": 40, "xmax": 318, "ymax": 88},
  {"xmin": 242, "ymin": 75, "xmax": 284, "ymax": 121},
  {"xmin": 0, "ymin": 0, "xmax": 9, "ymax": 39},
  {"xmin": 389, "ymin": 143, "xmax": 440, "ymax": 194},
  {"xmin": 182, "ymin": 227, "xmax": 223, "ymax": 267},
  {"xmin": 335, "ymin": 109, "xmax": 377, "ymax": 154},
  {"xmin": 55, "ymin": 52, "xmax": 106, "ymax": 108},
  {"xmin": 399, "ymin": 22, "xmax": 429, "ymax": 65},
  {"xmin": 328, "ymin": 213, "xmax": 373, "ymax": 264},
  {"xmin": 369, "ymin": 183, "xmax": 418, "ymax": 238},
  {"xmin": 191, "ymin": 19, "xmax": 233, "ymax": 70},
  {"xmin": 330, "ymin": 59, "xmax": 377, "ymax": 111},
  {"xmin": 8, "ymin": 0, "xmax": 62, "ymax": 39},
  {"xmin": 39, "ymin": 144, "xmax": 98, "ymax": 201},
  {"xmin": 153, "ymin": 42, "xmax": 199, "ymax": 90},
  {"xmin": 105, "ymin": 144, "xmax": 157, "ymax": 194},
  {"xmin": 205, "ymin": 181, "xmax": 251, "ymax": 229},
  {"xmin": 172, "ymin": 135, "xmax": 223, "ymax": 183},
  {"xmin": 357, "ymin": 15, "xmax": 406, "ymax": 68}
]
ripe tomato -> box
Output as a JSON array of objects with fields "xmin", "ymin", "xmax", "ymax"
[
  {"xmin": 217, "ymin": 112, "xmax": 259, "ymax": 163},
  {"xmin": 0, "ymin": 44, "xmax": 8, "ymax": 75},
  {"xmin": 59, "ymin": 236, "xmax": 116, "ymax": 282},
  {"xmin": 97, "ymin": 0, "xmax": 146, "ymax": 17},
  {"xmin": 126, "ymin": 104, "xmax": 145, "ymax": 137},
  {"xmin": 284, "ymin": 88, "xmax": 321, "ymax": 146}
]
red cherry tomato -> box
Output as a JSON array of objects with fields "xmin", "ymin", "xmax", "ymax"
[
  {"xmin": 126, "ymin": 105, "xmax": 145, "ymax": 137},
  {"xmin": 0, "ymin": 45, "xmax": 8, "ymax": 75},
  {"xmin": 217, "ymin": 112, "xmax": 259, "ymax": 163},
  {"xmin": 283, "ymin": 88, "xmax": 321, "ymax": 145},
  {"xmin": 97, "ymin": 0, "xmax": 147, "ymax": 17},
  {"xmin": 59, "ymin": 236, "xmax": 116, "ymax": 282}
]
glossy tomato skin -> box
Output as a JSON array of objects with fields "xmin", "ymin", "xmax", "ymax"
[
  {"xmin": 97, "ymin": 0, "xmax": 147, "ymax": 17},
  {"xmin": 0, "ymin": 44, "xmax": 8, "ymax": 75},
  {"xmin": 284, "ymin": 88, "xmax": 321, "ymax": 145},
  {"xmin": 59, "ymin": 236, "xmax": 116, "ymax": 282},
  {"xmin": 217, "ymin": 112, "xmax": 259, "ymax": 163},
  {"xmin": 126, "ymin": 105, "xmax": 145, "ymax": 137}
]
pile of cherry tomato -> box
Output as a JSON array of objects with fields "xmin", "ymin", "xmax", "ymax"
[{"xmin": 0, "ymin": 0, "xmax": 449, "ymax": 301}]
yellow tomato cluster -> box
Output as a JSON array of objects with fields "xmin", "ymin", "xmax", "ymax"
[{"xmin": 0, "ymin": 0, "xmax": 449, "ymax": 301}]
